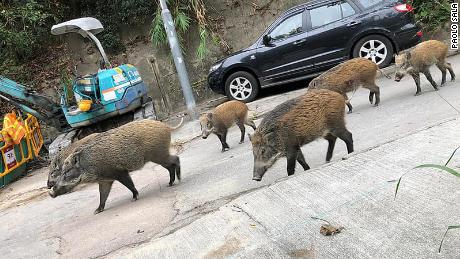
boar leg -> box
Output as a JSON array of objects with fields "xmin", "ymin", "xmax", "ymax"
[
  {"xmin": 324, "ymin": 134, "xmax": 337, "ymax": 162},
  {"xmin": 286, "ymin": 146, "xmax": 299, "ymax": 176},
  {"xmin": 369, "ymin": 92, "xmax": 375, "ymax": 105},
  {"xmin": 162, "ymin": 155, "xmax": 181, "ymax": 186},
  {"xmin": 411, "ymin": 74, "xmax": 422, "ymax": 96},
  {"xmin": 436, "ymin": 63, "xmax": 447, "ymax": 86},
  {"xmin": 365, "ymin": 84, "xmax": 380, "ymax": 107},
  {"xmin": 162, "ymin": 164, "xmax": 176, "ymax": 186},
  {"xmin": 218, "ymin": 132, "xmax": 230, "ymax": 152},
  {"xmin": 422, "ymin": 69, "xmax": 438, "ymax": 91},
  {"xmin": 332, "ymin": 129, "xmax": 354, "ymax": 154},
  {"xmin": 117, "ymin": 173, "xmax": 139, "ymax": 201},
  {"xmin": 95, "ymin": 180, "xmax": 114, "ymax": 214},
  {"xmin": 446, "ymin": 62, "xmax": 456, "ymax": 81},
  {"xmin": 342, "ymin": 94, "xmax": 353, "ymax": 114},
  {"xmin": 236, "ymin": 121, "xmax": 246, "ymax": 144},
  {"xmin": 173, "ymin": 155, "xmax": 181, "ymax": 182},
  {"xmin": 296, "ymin": 149, "xmax": 310, "ymax": 171}
]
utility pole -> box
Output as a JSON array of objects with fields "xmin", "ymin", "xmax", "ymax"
[{"xmin": 159, "ymin": 0, "xmax": 197, "ymax": 119}]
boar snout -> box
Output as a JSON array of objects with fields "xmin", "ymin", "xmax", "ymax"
[
  {"xmin": 252, "ymin": 167, "xmax": 266, "ymax": 182},
  {"xmin": 47, "ymin": 180, "xmax": 55, "ymax": 189},
  {"xmin": 49, "ymin": 188, "xmax": 57, "ymax": 198},
  {"xmin": 49, "ymin": 184, "xmax": 73, "ymax": 198}
]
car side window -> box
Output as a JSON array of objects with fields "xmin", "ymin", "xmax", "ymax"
[
  {"xmin": 270, "ymin": 12, "xmax": 304, "ymax": 41},
  {"xmin": 310, "ymin": 1, "xmax": 356, "ymax": 29},
  {"xmin": 310, "ymin": 3, "xmax": 342, "ymax": 28},
  {"xmin": 341, "ymin": 2, "xmax": 356, "ymax": 18}
]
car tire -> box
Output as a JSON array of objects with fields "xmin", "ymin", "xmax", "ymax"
[
  {"xmin": 225, "ymin": 71, "xmax": 259, "ymax": 102},
  {"xmin": 352, "ymin": 35, "xmax": 394, "ymax": 68}
]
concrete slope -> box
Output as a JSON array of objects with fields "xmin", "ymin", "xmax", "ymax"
[{"xmin": 113, "ymin": 118, "xmax": 460, "ymax": 258}]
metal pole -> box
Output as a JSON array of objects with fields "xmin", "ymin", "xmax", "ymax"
[{"xmin": 159, "ymin": 0, "xmax": 197, "ymax": 119}]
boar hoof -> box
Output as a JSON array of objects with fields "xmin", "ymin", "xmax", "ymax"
[
  {"xmin": 415, "ymin": 92, "xmax": 422, "ymax": 96},
  {"xmin": 374, "ymin": 104, "xmax": 379, "ymax": 107},
  {"xmin": 239, "ymin": 141, "xmax": 244, "ymax": 144},
  {"xmin": 132, "ymin": 194, "xmax": 139, "ymax": 202},
  {"xmin": 94, "ymin": 208, "xmax": 104, "ymax": 214},
  {"xmin": 168, "ymin": 182, "xmax": 175, "ymax": 187},
  {"xmin": 221, "ymin": 148, "xmax": 229, "ymax": 153},
  {"xmin": 347, "ymin": 110, "xmax": 353, "ymax": 114}
]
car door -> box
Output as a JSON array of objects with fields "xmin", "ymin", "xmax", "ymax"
[
  {"xmin": 255, "ymin": 9, "xmax": 314, "ymax": 86},
  {"xmin": 306, "ymin": 0, "xmax": 362, "ymax": 70}
]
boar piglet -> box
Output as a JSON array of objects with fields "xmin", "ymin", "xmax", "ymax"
[
  {"xmin": 395, "ymin": 40, "xmax": 455, "ymax": 95},
  {"xmin": 250, "ymin": 90, "xmax": 354, "ymax": 181},
  {"xmin": 200, "ymin": 100, "xmax": 256, "ymax": 152}
]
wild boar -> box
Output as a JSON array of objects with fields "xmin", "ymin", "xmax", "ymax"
[
  {"xmin": 308, "ymin": 58, "xmax": 381, "ymax": 113},
  {"xmin": 250, "ymin": 89, "xmax": 353, "ymax": 181},
  {"xmin": 47, "ymin": 133, "xmax": 100, "ymax": 189},
  {"xmin": 200, "ymin": 100, "xmax": 256, "ymax": 152},
  {"xmin": 394, "ymin": 40, "xmax": 455, "ymax": 95},
  {"xmin": 49, "ymin": 118, "xmax": 183, "ymax": 214}
]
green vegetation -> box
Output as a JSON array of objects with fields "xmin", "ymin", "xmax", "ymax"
[
  {"xmin": 150, "ymin": 0, "xmax": 210, "ymax": 59},
  {"xmin": 0, "ymin": 1, "xmax": 65, "ymax": 68},
  {"xmin": 409, "ymin": 0, "xmax": 451, "ymax": 32},
  {"xmin": 395, "ymin": 147, "xmax": 460, "ymax": 252}
]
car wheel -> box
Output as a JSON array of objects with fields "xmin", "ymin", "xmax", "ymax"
[
  {"xmin": 225, "ymin": 71, "xmax": 259, "ymax": 102},
  {"xmin": 353, "ymin": 35, "xmax": 394, "ymax": 68}
]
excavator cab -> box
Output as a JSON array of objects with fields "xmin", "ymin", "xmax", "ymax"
[{"xmin": 51, "ymin": 17, "xmax": 153, "ymax": 128}]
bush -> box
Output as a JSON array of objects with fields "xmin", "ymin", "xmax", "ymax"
[
  {"xmin": 0, "ymin": 0, "xmax": 65, "ymax": 63},
  {"xmin": 409, "ymin": 0, "xmax": 451, "ymax": 32}
]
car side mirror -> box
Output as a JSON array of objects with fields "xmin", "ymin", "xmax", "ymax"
[{"xmin": 263, "ymin": 35, "xmax": 272, "ymax": 46}]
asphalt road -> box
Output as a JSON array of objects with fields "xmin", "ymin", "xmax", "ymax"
[{"xmin": 0, "ymin": 54, "xmax": 459, "ymax": 259}]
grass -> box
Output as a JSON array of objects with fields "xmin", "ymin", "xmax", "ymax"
[{"xmin": 394, "ymin": 146, "xmax": 460, "ymax": 252}]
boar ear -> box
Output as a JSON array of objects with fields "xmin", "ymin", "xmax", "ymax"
[
  {"xmin": 71, "ymin": 151, "xmax": 82, "ymax": 168},
  {"xmin": 207, "ymin": 113, "xmax": 213, "ymax": 120},
  {"xmin": 263, "ymin": 132, "xmax": 275, "ymax": 142}
]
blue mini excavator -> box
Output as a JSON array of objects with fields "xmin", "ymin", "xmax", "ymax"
[{"xmin": 0, "ymin": 18, "xmax": 156, "ymax": 157}]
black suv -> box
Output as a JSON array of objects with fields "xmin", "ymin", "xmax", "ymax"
[{"xmin": 207, "ymin": 0, "xmax": 421, "ymax": 102}]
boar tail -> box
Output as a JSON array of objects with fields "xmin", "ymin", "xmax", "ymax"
[
  {"xmin": 378, "ymin": 67, "xmax": 392, "ymax": 80},
  {"xmin": 169, "ymin": 117, "xmax": 185, "ymax": 130}
]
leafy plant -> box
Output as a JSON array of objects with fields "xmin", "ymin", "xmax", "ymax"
[
  {"xmin": 395, "ymin": 147, "xmax": 460, "ymax": 252},
  {"xmin": 409, "ymin": 0, "xmax": 450, "ymax": 32},
  {"xmin": 150, "ymin": 0, "xmax": 210, "ymax": 59},
  {"xmin": 0, "ymin": 0, "xmax": 64, "ymax": 63}
]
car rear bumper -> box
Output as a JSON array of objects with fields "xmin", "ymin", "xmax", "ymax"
[{"xmin": 394, "ymin": 25, "xmax": 422, "ymax": 51}]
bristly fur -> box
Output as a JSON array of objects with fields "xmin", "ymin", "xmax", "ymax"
[
  {"xmin": 200, "ymin": 100, "xmax": 256, "ymax": 152},
  {"xmin": 308, "ymin": 57, "xmax": 381, "ymax": 113},
  {"xmin": 394, "ymin": 40, "xmax": 455, "ymax": 95},
  {"xmin": 251, "ymin": 89, "xmax": 354, "ymax": 180}
]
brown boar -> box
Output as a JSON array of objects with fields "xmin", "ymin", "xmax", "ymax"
[
  {"xmin": 394, "ymin": 40, "xmax": 455, "ymax": 95},
  {"xmin": 308, "ymin": 58, "xmax": 381, "ymax": 113},
  {"xmin": 250, "ymin": 89, "xmax": 353, "ymax": 181},
  {"xmin": 200, "ymin": 100, "xmax": 256, "ymax": 152},
  {"xmin": 49, "ymin": 118, "xmax": 183, "ymax": 214}
]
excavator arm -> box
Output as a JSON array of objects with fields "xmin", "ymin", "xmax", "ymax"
[{"xmin": 0, "ymin": 76, "xmax": 69, "ymax": 131}]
